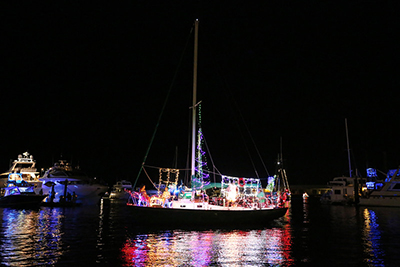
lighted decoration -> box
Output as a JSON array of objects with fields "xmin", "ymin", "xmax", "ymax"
[
  {"xmin": 375, "ymin": 182, "xmax": 384, "ymax": 190},
  {"xmin": 194, "ymin": 103, "xmax": 210, "ymax": 188},
  {"xmin": 366, "ymin": 182, "xmax": 375, "ymax": 190},
  {"xmin": 367, "ymin": 168, "xmax": 378, "ymax": 178},
  {"xmin": 226, "ymin": 184, "xmax": 238, "ymax": 202},
  {"xmin": 150, "ymin": 196, "xmax": 164, "ymax": 207},
  {"xmin": 221, "ymin": 175, "xmax": 260, "ymax": 198},
  {"xmin": 8, "ymin": 173, "xmax": 23, "ymax": 184},
  {"xmin": 386, "ymin": 169, "xmax": 400, "ymax": 182},
  {"xmin": 266, "ymin": 176, "xmax": 275, "ymax": 193},
  {"xmin": 158, "ymin": 168, "xmax": 179, "ymax": 194},
  {"xmin": 168, "ymin": 183, "xmax": 180, "ymax": 196}
]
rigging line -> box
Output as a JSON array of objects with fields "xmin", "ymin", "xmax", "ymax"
[
  {"xmin": 185, "ymin": 108, "xmax": 191, "ymax": 185},
  {"xmin": 228, "ymin": 92, "xmax": 270, "ymax": 177},
  {"xmin": 218, "ymin": 99, "xmax": 260, "ymax": 178},
  {"xmin": 202, "ymin": 47, "xmax": 269, "ymax": 178},
  {"xmin": 142, "ymin": 167, "xmax": 158, "ymax": 189},
  {"xmin": 143, "ymin": 164, "xmax": 191, "ymax": 171},
  {"xmin": 133, "ymin": 23, "xmax": 196, "ymax": 190},
  {"xmin": 241, "ymin": 122, "xmax": 260, "ymax": 178},
  {"xmin": 202, "ymin": 134, "xmax": 222, "ymax": 182}
]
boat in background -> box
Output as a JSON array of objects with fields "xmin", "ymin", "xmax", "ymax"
[
  {"xmin": 0, "ymin": 174, "xmax": 47, "ymax": 207},
  {"xmin": 320, "ymin": 176, "xmax": 366, "ymax": 205},
  {"xmin": 358, "ymin": 167, "xmax": 400, "ymax": 207},
  {"xmin": 40, "ymin": 159, "xmax": 108, "ymax": 205},
  {"xmin": 127, "ymin": 20, "xmax": 288, "ymax": 226},
  {"xmin": 0, "ymin": 152, "xmax": 42, "ymax": 194},
  {"xmin": 320, "ymin": 119, "xmax": 366, "ymax": 205},
  {"xmin": 109, "ymin": 180, "xmax": 132, "ymax": 200}
]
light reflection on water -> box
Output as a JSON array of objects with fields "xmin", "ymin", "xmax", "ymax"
[
  {"xmin": 120, "ymin": 225, "xmax": 294, "ymax": 266},
  {"xmin": 0, "ymin": 208, "xmax": 64, "ymax": 266},
  {"xmin": 362, "ymin": 209, "xmax": 384, "ymax": 267},
  {"xmin": 1, "ymin": 199, "xmax": 400, "ymax": 266}
]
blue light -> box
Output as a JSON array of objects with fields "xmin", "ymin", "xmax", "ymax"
[
  {"xmin": 8, "ymin": 173, "xmax": 23, "ymax": 184},
  {"xmin": 367, "ymin": 168, "xmax": 377, "ymax": 178},
  {"xmin": 375, "ymin": 183, "xmax": 383, "ymax": 190},
  {"xmin": 366, "ymin": 182, "xmax": 375, "ymax": 190},
  {"xmin": 387, "ymin": 169, "xmax": 400, "ymax": 181}
]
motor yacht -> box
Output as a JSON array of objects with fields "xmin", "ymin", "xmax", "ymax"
[
  {"xmin": 0, "ymin": 174, "xmax": 47, "ymax": 207},
  {"xmin": 359, "ymin": 167, "xmax": 400, "ymax": 207},
  {"xmin": 40, "ymin": 160, "xmax": 108, "ymax": 205},
  {"xmin": 0, "ymin": 152, "xmax": 42, "ymax": 194}
]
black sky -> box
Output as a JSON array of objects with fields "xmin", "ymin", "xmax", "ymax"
[{"xmin": 2, "ymin": 1, "xmax": 399, "ymax": 186}]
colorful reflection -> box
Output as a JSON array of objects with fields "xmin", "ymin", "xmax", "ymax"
[
  {"xmin": 120, "ymin": 226, "xmax": 293, "ymax": 266},
  {"xmin": 362, "ymin": 209, "xmax": 385, "ymax": 266},
  {"xmin": 0, "ymin": 208, "xmax": 64, "ymax": 266}
]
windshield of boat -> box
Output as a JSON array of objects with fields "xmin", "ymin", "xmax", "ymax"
[
  {"xmin": 6, "ymin": 187, "xmax": 20, "ymax": 196},
  {"xmin": 49, "ymin": 169, "xmax": 88, "ymax": 178},
  {"xmin": 14, "ymin": 163, "xmax": 35, "ymax": 170},
  {"xmin": 18, "ymin": 187, "xmax": 35, "ymax": 193}
]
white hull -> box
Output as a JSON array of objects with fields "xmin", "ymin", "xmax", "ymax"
[
  {"xmin": 109, "ymin": 191, "xmax": 130, "ymax": 200},
  {"xmin": 109, "ymin": 180, "xmax": 132, "ymax": 200},
  {"xmin": 320, "ymin": 176, "xmax": 365, "ymax": 205},
  {"xmin": 170, "ymin": 199, "xmax": 274, "ymax": 211},
  {"xmin": 41, "ymin": 179, "xmax": 108, "ymax": 205},
  {"xmin": 359, "ymin": 196, "xmax": 400, "ymax": 207},
  {"xmin": 359, "ymin": 169, "xmax": 400, "ymax": 207}
]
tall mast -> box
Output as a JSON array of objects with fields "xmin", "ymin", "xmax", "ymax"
[
  {"xmin": 191, "ymin": 19, "xmax": 199, "ymax": 177},
  {"xmin": 345, "ymin": 118, "xmax": 352, "ymax": 177}
]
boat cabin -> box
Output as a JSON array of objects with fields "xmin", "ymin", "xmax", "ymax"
[{"xmin": 321, "ymin": 176, "xmax": 366, "ymax": 205}]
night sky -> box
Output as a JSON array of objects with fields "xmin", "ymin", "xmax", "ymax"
[{"xmin": 2, "ymin": 2, "xmax": 399, "ymax": 186}]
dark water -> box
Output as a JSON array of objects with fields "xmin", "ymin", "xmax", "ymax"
[{"xmin": 1, "ymin": 197, "xmax": 400, "ymax": 266}]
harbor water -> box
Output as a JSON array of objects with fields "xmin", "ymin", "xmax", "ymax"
[{"xmin": 1, "ymin": 197, "xmax": 400, "ymax": 266}]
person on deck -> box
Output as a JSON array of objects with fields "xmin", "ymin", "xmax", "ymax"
[
  {"xmin": 139, "ymin": 185, "xmax": 150, "ymax": 206},
  {"xmin": 72, "ymin": 192, "xmax": 77, "ymax": 203},
  {"xmin": 162, "ymin": 187, "xmax": 171, "ymax": 207}
]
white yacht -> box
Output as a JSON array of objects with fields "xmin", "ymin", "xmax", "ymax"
[
  {"xmin": 359, "ymin": 167, "xmax": 400, "ymax": 207},
  {"xmin": 40, "ymin": 160, "xmax": 108, "ymax": 205},
  {"xmin": 0, "ymin": 152, "xmax": 42, "ymax": 194},
  {"xmin": 109, "ymin": 180, "xmax": 133, "ymax": 200},
  {"xmin": 320, "ymin": 176, "xmax": 366, "ymax": 205}
]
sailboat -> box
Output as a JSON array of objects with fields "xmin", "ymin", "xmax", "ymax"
[{"xmin": 127, "ymin": 20, "xmax": 288, "ymax": 226}]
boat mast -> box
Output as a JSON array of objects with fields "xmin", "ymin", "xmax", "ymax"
[
  {"xmin": 345, "ymin": 118, "xmax": 352, "ymax": 177},
  {"xmin": 279, "ymin": 137, "xmax": 290, "ymax": 193},
  {"xmin": 191, "ymin": 19, "xmax": 199, "ymax": 177}
]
